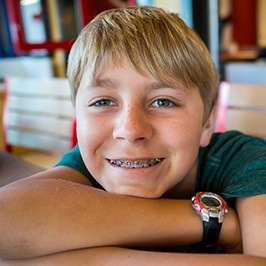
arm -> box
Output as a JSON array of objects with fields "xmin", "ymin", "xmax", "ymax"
[
  {"xmin": 236, "ymin": 194, "xmax": 266, "ymax": 257},
  {"xmin": 2, "ymin": 247, "xmax": 266, "ymax": 266},
  {"xmin": 0, "ymin": 166, "xmax": 240, "ymax": 259}
]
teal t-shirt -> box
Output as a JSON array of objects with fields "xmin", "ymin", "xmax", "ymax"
[
  {"xmin": 196, "ymin": 131, "xmax": 266, "ymax": 205},
  {"xmin": 56, "ymin": 131, "xmax": 266, "ymax": 205}
]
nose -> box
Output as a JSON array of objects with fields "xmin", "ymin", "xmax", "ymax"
[{"xmin": 113, "ymin": 105, "xmax": 153, "ymax": 143}]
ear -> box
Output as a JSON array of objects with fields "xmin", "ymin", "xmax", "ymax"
[{"xmin": 200, "ymin": 105, "xmax": 218, "ymax": 147}]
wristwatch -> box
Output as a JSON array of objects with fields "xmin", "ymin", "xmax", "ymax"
[{"xmin": 191, "ymin": 192, "xmax": 228, "ymax": 252}]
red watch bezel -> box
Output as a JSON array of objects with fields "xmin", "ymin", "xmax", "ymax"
[{"xmin": 192, "ymin": 192, "xmax": 228, "ymax": 223}]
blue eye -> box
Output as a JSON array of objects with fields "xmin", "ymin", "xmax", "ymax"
[
  {"xmin": 152, "ymin": 99, "xmax": 174, "ymax": 108},
  {"xmin": 92, "ymin": 99, "xmax": 116, "ymax": 107}
]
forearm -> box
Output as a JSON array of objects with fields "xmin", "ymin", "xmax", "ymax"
[
  {"xmin": 2, "ymin": 247, "xmax": 265, "ymax": 266},
  {"xmin": 0, "ymin": 178, "xmax": 198, "ymax": 258},
  {"xmin": 0, "ymin": 178, "xmax": 240, "ymax": 259}
]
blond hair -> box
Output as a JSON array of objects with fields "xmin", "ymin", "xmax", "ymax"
[{"xmin": 67, "ymin": 6, "xmax": 219, "ymax": 122}]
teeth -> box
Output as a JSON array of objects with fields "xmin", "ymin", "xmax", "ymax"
[{"xmin": 109, "ymin": 158, "xmax": 163, "ymax": 168}]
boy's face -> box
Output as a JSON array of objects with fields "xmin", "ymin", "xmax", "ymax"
[{"xmin": 76, "ymin": 57, "xmax": 214, "ymax": 199}]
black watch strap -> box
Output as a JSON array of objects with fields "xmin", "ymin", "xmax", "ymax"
[
  {"xmin": 201, "ymin": 217, "xmax": 222, "ymax": 245},
  {"xmin": 193, "ymin": 217, "xmax": 222, "ymax": 253}
]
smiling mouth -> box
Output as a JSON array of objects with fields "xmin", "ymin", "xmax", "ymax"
[{"xmin": 109, "ymin": 158, "xmax": 163, "ymax": 168}]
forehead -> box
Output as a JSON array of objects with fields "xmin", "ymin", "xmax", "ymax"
[{"xmin": 84, "ymin": 55, "xmax": 193, "ymax": 93}]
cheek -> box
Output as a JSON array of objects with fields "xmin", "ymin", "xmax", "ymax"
[
  {"xmin": 76, "ymin": 110, "xmax": 114, "ymax": 170},
  {"xmin": 165, "ymin": 116, "xmax": 203, "ymax": 146},
  {"xmin": 76, "ymin": 116, "xmax": 106, "ymax": 174},
  {"xmin": 77, "ymin": 114, "xmax": 106, "ymax": 148},
  {"xmin": 163, "ymin": 117, "xmax": 203, "ymax": 167}
]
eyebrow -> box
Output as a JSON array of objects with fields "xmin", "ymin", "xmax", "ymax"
[
  {"xmin": 146, "ymin": 81, "xmax": 178, "ymax": 90},
  {"xmin": 146, "ymin": 80, "xmax": 189, "ymax": 96},
  {"xmin": 91, "ymin": 78, "xmax": 115, "ymax": 89}
]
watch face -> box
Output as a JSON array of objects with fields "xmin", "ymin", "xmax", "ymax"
[{"xmin": 201, "ymin": 196, "xmax": 221, "ymax": 207}]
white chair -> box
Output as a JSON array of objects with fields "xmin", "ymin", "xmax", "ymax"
[
  {"xmin": 3, "ymin": 76, "xmax": 77, "ymax": 156},
  {"xmin": 215, "ymin": 81, "xmax": 266, "ymax": 139}
]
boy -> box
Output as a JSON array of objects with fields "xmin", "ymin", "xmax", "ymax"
[{"xmin": 0, "ymin": 6, "xmax": 265, "ymax": 265}]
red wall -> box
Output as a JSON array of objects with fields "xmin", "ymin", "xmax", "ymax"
[{"xmin": 232, "ymin": 0, "xmax": 257, "ymax": 47}]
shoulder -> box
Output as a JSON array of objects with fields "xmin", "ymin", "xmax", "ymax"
[
  {"xmin": 197, "ymin": 131, "xmax": 266, "ymax": 203},
  {"xmin": 201, "ymin": 130, "xmax": 265, "ymax": 164},
  {"xmin": 209, "ymin": 130, "xmax": 265, "ymax": 151},
  {"xmin": 55, "ymin": 145, "xmax": 104, "ymax": 189}
]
